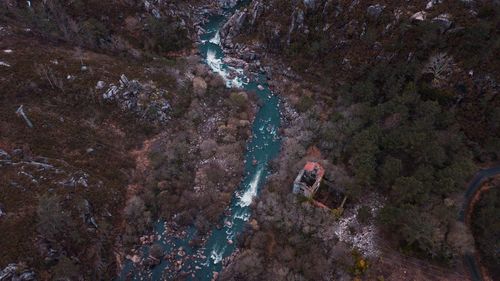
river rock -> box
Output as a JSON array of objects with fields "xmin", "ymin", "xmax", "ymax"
[{"xmin": 144, "ymin": 255, "xmax": 161, "ymax": 268}]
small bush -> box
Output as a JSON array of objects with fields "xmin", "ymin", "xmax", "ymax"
[
  {"xmin": 145, "ymin": 16, "xmax": 190, "ymax": 53},
  {"xmin": 296, "ymin": 95, "xmax": 314, "ymax": 112},
  {"xmin": 357, "ymin": 206, "xmax": 372, "ymax": 224}
]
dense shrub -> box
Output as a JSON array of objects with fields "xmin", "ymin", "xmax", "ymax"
[{"xmin": 145, "ymin": 16, "xmax": 191, "ymax": 53}]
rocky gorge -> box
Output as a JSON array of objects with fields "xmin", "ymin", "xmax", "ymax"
[{"xmin": 1, "ymin": 0, "xmax": 499, "ymax": 281}]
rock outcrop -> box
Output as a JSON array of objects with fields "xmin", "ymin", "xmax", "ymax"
[
  {"xmin": 0, "ymin": 264, "xmax": 36, "ymax": 281},
  {"xmin": 101, "ymin": 75, "xmax": 171, "ymax": 124}
]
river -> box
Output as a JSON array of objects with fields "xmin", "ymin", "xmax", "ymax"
[{"xmin": 119, "ymin": 3, "xmax": 281, "ymax": 281}]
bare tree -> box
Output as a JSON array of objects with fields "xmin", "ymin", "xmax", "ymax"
[{"xmin": 422, "ymin": 53, "xmax": 454, "ymax": 87}]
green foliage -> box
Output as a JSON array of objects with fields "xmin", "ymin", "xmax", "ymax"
[
  {"xmin": 229, "ymin": 92, "xmax": 248, "ymax": 110},
  {"xmin": 380, "ymin": 156, "xmax": 402, "ymax": 187},
  {"xmin": 80, "ymin": 18, "xmax": 109, "ymax": 47},
  {"xmin": 296, "ymin": 95, "xmax": 314, "ymax": 112},
  {"xmin": 349, "ymin": 125, "xmax": 381, "ymax": 185},
  {"xmin": 145, "ymin": 16, "xmax": 190, "ymax": 53},
  {"xmin": 357, "ymin": 206, "xmax": 372, "ymax": 224},
  {"xmin": 336, "ymin": 58, "xmax": 477, "ymax": 261},
  {"xmin": 350, "ymin": 251, "xmax": 368, "ymax": 277},
  {"xmin": 52, "ymin": 256, "xmax": 81, "ymax": 281},
  {"xmin": 331, "ymin": 207, "xmax": 344, "ymax": 219}
]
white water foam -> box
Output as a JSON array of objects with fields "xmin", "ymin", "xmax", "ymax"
[
  {"xmin": 233, "ymin": 209, "xmax": 251, "ymax": 221},
  {"xmin": 209, "ymin": 31, "xmax": 221, "ymax": 45},
  {"xmin": 237, "ymin": 167, "xmax": 263, "ymax": 207},
  {"xmin": 210, "ymin": 245, "xmax": 227, "ymax": 264},
  {"xmin": 206, "ymin": 48, "xmax": 245, "ymax": 88},
  {"xmin": 207, "ymin": 48, "xmax": 223, "ymax": 75}
]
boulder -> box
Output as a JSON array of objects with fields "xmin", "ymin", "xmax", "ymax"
[
  {"xmin": 303, "ymin": 0, "xmax": 317, "ymax": 10},
  {"xmin": 192, "ymin": 76, "xmax": 208, "ymax": 96},
  {"xmin": 410, "ymin": 11, "xmax": 427, "ymax": 21},
  {"xmin": 287, "ymin": 9, "xmax": 305, "ymax": 45},
  {"xmin": 0, "ymin": 264, "xmax": 35, "ymax": 281},
  {"xmin": 149, "ymin": 243, "xmax": 165, "ymax": 260},
  {"xmin": 366, "ymin": 4, "xmax": 385, "ymax": 19},
  {"xmin": 425, "ymin": 0, "xmax": 442, "ymax": 10},
  {"xmin": 432, "ymin": 13, "xmax": 453, "ymax": 32},
  {"xmin": 0, "ymin": 149, "xmax": 10, "ymax": 160},
  {"xmin": 220, "ymin": 9, "xmax": 247, "ymax": 42},
  {"xmin": 0, "ymin": 203, "xmax": 5, "ymax": 218},
  {"xmin": 249, "ymin": 1, "xmax": 263, "ymax": 25},
  {"xmin": 95, "ymin": 81, "xmax": 106, "ymax": 90},
  {"xmin": 101, "ymin": 74, "xmax": 170, "ymax": 123}
]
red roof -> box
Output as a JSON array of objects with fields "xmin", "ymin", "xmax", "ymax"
[
  {"xmin": 304, "ymin": 162, "xmax": 317, "ymax": 171},
  {"xmin": 303, "ymin": 162, "xmax": 325, "ymax": 177}
]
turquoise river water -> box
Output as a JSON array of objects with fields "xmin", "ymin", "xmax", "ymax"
[{"xmin": 119, "ymin": 4, "xmax": 281, "ymax": 281}]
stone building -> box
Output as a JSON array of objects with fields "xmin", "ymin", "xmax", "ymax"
[{"xmin": 293, "ymin": 161, "xmax": 325, "ymax": 198}]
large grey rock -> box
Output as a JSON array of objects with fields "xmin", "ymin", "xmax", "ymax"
[
  {"xmin": 249, "ymin": 1, "xmax": 263, "ymax": 25},
  {"xmin": 287, "ymin": 8, "xmax": 305, "ymax": 45},
  {"xmin": 0, "ymin": 149, "xmax": 10, "ymax": 160},
  {"xmin": 221, "ymin": 9, "xmax": 247, "ymax": 40},
  {"xmin": 82, "ymin": 199, "xmax": 98, "ymax": 228},
  {"xmin": 0, "ymin": 264, "xmax": 36, "ymax": 281},
  {"xmin": 425, "ymin": 0, "xmax": 442, "ymax": 9},
  {"xmin": 432, "ymin": 13, "xmax": 453, "ymax": 32},
  {"xmin": 366, "ymin": 4, "xmax": 385, "ymax": 19},
  {"xmin": 303, "ymin": 0, "xmax": 317, "ymax": 10},
  {"xmin": 410, "ymin": 11, "xmax": 427, "ymax": 21}
]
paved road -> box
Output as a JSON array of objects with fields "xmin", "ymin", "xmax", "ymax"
[{"xmin": 460, "ymin": 166, "xmax": 500, "ymax": 281}]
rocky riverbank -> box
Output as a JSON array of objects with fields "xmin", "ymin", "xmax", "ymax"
[{"xmin": 117, "ymin": 55, "xmax": 259, "ymax": 278}]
